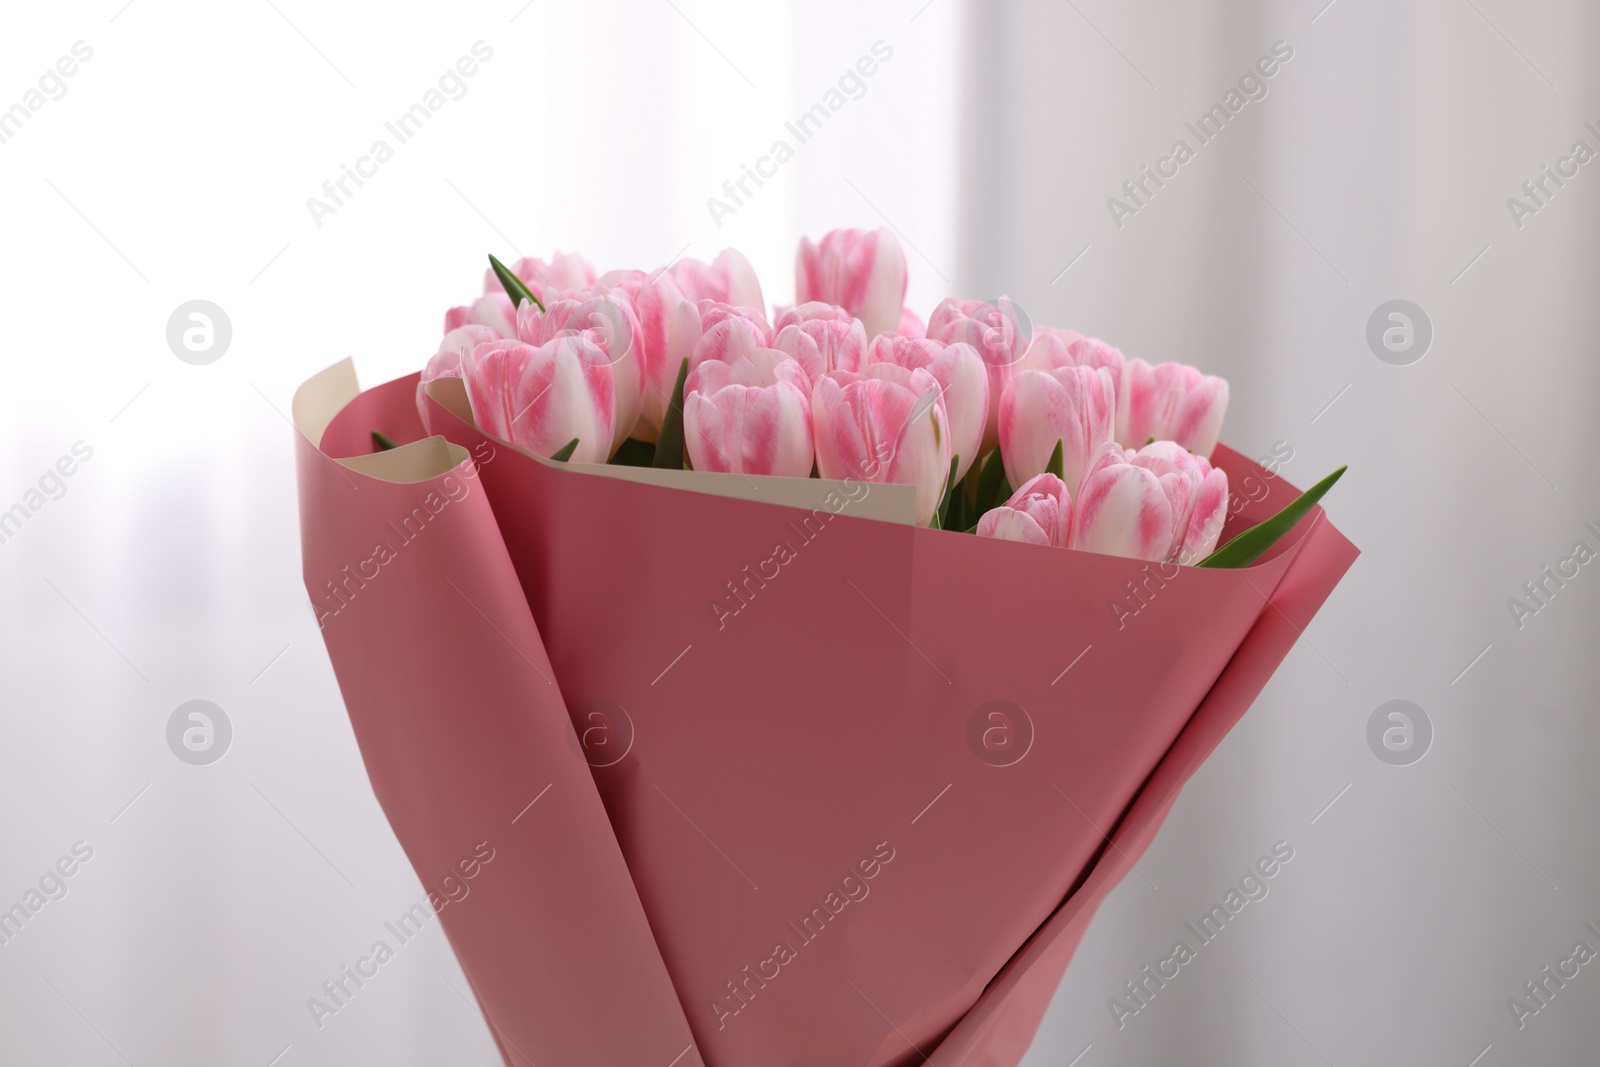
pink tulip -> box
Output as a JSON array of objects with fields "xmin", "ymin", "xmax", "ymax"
[
  {"xmin": 812, "ymin": 368, "xmax": 951, "ymax": 526},
  {"xmin": 516, "ymin": 292, "xmax": 643, "ymax": 455},
  {"xmin": 976, "ymin": 473, "xmax": 1072, "ymax": 548},
  {"xmin": 683, "ymin": 353, "xmax": 813, "ymax": 477},
  {"xmin": 423, "ymin": 324, "xmax": 501, "ymax": 384},
  {"xmin": 998, "ymin": 365, "xmax": 1117, "ymax": 496},
  {"xmin": 690, "ymin": 302, "xmax": 771, "ymax": 374},
  {"xmin": 773, "ymin": 303, "xmax": 869, "ymax": 384},
  {"xmin": 1064, "ymin": 336, "xmax": 1126, "ymax": 383},
  {"xmin": 445, "ymin": 292, "xmax": 516, "ymax": 338},
  {"xmin": 464, "ymin": 337, "xmax": 614, "ymax": 465},
  {"xmin": 927, "ymin": 296, "xmax": 1031, "ymax": 452},
  {"xmin": 594, "ymin": 269, "xmax": 702, "ymax": 442},
  {"xmin": 670, "ymin": 248, "xmax": 764, "ymax": 312},
  {"xmin": 867, "ymin": 334, "xmax": 988, "ymax": 481},
  {"xmin": 481, "ymin": 251, "xmax": 597, "ymax": 302},
  {"xmin": 795, "ymin": 228, "xmax": 908, "ymax": 339},
  {"xmin": 1019, "ymin": 330, "xmax": 1126, "ymax": 386},
  {"xmin": 1068, "ymin": 445, "xmax": 1176, "ymax": 562},
  {"xmin": 1119, "ymin": 359, "xmax": 1229, "ymax": 456},
  {"xmin": 1125, "ymin": 441, "xmax": 1230, "ymax": 562}
]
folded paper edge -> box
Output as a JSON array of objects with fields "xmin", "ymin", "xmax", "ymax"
[{"xmin": 294, "ymin": 359, "xmax": 475, "ymax": 485}]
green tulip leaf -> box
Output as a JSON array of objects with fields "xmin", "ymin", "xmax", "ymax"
[
  {"xmin": 488, "ymin": 253, "xmax": 546, "ymax": 313},
  {"xmin": 653, "ymin": 358, "xmax": 690, "ymax": 470},
  {"xmin": 371, "ymin": 430, "xmax": 398, "ymax": 451},
  {"xmin": 1198, "ymin": 465, "xmax": 1347, "ymax": 569},
  {"xmin": 610, "ymin": 437, "xmax": 657, "ymax": 467},
  {"xmin": 975, "ymin": 449, "xmax": 1010, "ymax": 516},
  {"xmin": 1045, "ymin": 438, "xmax": 1064, "ymax": 480},
  {"xmin": 550, "ymin": 438, "xmax": 581, "ymax": 463}
]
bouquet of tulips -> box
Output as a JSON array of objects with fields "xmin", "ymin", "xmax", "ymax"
[
  {"xmin": 292, "ymin": 227, "xmax": 1355, "ymax": 1067},
  {"xmin": 418, "ymin": 229, "xmax": 1333, "ymax": 566}
]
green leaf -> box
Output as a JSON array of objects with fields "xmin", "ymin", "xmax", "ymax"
[
  {"xmin": 652, "ymin": 358, "xmax": 690, "ymax": 470},
  {"xmin": 1198, "ymin": 465, "xmax": 1347, "ymax": 569},
  {"xmin": 371, "ymin": 430, "xmax": 398, "ymax": 451},
  {"xmin": 550, "ymin": 438, "xmax": 580, "ymax": 463},
  {"xmin": 609, "ymin": 437, "xmax": 657, "ymax": 467},
  {"xmin": 1044, "ymin": 438, "xmax": 1064, "ymax": 479},
  {"xmin": 974, "ymin": 449, "xmax": 1011, "ymax": 516},
  {"xmin": 488, "ymin": 253, "xmax": 546, "ymax": 313},
  {"xmin": 933, "ymin": 454, "xmax": 961, "ymax": 530}
]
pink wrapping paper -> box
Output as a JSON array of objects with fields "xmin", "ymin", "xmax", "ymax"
[{"xmin": 294, "ymin": 363, "xmax": 1357, "ymax": 1066}]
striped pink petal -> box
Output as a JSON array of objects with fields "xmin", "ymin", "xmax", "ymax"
[
  {"xmin": 868, "ymin": 334, "xmax": 989, "ymax": 481},
  {"xmin": 773, "ymin": 310, "xmax": 868, "ymax": 383},
  {"xmin": 811, "ymin": 370, "xmax": 951, "ymax": 526},
  {"xmin": 1069, "ymin": 446, "xmax": 1175, "ymax": 561},
  {"xmin": 998, "ymin": 366, "xmax": 1116, "ymax": 496},
  {"xmin": 683, "ymin": 376, "xmax": 812, "ymax": 478},
  {"xmin": 445, "ymin": 293, "xmax": 516, "ymax": 338},
  {"xmin": 671, "ymin": 248, "xmax": 764, "ymax": 312},
  {"xmin": 927, "ymin": 296, "xmax": 1031, "ymax": 452},
  {"xmin": 1119, "ymin": 359, "xmax": 1229, "ymax": 456},
  {"xmin": 795, "ymin": 228, "xmax": 908, "ymax": 338},
  {"xmin": 977, "ymin": 473, "xmax": 1072, "ymax": 548},
  {"xmin": 516, "ymin": 293, "xmax": 642, "ymax": 455},
  {"xmin": 593, "ymin": 269, "xmax": 701, "ymax": 442},
  {"xmin": 464, "ymin": 337, "xmax": 614, "ymax": 464}
]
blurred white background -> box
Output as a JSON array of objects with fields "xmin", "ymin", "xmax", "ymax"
[{"xmin": 1, "ymin": 0, "xmax": 1596, "ymax": 1064}]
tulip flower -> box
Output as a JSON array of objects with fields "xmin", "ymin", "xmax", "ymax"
[
  {"xmin": 1070, "ymin": 442, "xmax": 1230, "ymax": 562},
  {"xmin": 998, "ymin": 365, "xmax": 1117, "ymax": 496},
  {"xmin": 683, "ymin": 352, "xmax": 813, "ymax": 477},
  {"xmin": 898, "ymin": 307, "xmax": 926, "ymax": 339},
  {"xmin": 773, "ymin": 303, "xmax": 869, "ymax": 384},
  {"xmin": 1019, "ymin": 330, "xmax": 1126, "ymax": 390},
  {"xmin": 423, "ymin": 324, "xmax": 501, "ymax": 384},
  {"xmin": 464, "ymin": 337, "xmax": 614, "ymax": 465},
  {"xmin": 927, "ymin": 296, "xmax": 1031, "ymax": 452},
  {"xmin": 690, "ymin": 302, "xmax": 772, "ymax": 374},
  {"xmin": 1068, "ymin": 445, "xmax": 1176, "ymax": 562},
  {"xmin": 481, "ymin": 251, "xmax": 597, "ymax": 302},
  {"xmin": 1125, "ymin": 441, "xmax": 1230, "ymax": 562},
  {"xmin": 517, "ymin": 293, "xmax": 643, "ymax": 455},
  {"xmin": 867, "ymin": 334, "xmax": 988, "ymax": 481},
  {"xmin": 445, "ymin": 292, "xmax": 516, "ymax": 338},
  {"xmin": 594, "ymin": 270, "xmax": 702, "ymax": 442},
  {"xmin": 670, "ymin": 249, "xmax": 764, "ymax": 312},
  {"xmin": 1118, "ymin": 359, "xmax": 1229, "ymax": 457},
  {"xmin": 812, "ymin": 367, "xmax": 951, "ymax": 526},
  {"xmin": 976, "ymin": 473, "xmax": 1072, "ymax": 548},
  {"xmin": 795, "ymin": 228, "xmax": 908, "ymax": 338}
]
